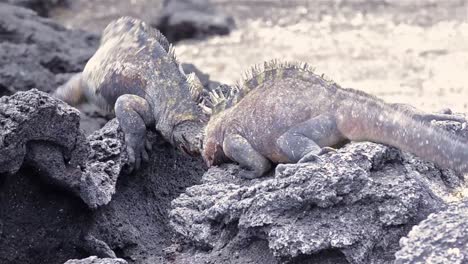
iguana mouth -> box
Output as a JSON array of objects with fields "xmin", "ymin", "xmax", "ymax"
[{"xmin": 180, "ymin": 145, "xmax": 191, "ymax": 156}]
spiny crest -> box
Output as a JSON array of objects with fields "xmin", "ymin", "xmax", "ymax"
[
  {"xmin": 186, "ymin": 72, "xmax": 204, "ymax": 103},
  {"xmin": 236, "ymin": 60, "xmax": 327, "ymax": 92},
  {"xmin": 167, "ymin": 44, "xmax": 179, "ymax": 66},
  {"xmin": 151, "ymin": 27, "xmax": 171, "ymax": 52},
  {"xmin": 200, "ymin": 84, "xmax": 240, "ymax": 116},
  {"xmin": 203, "ymin": 60, "xmax": 336, "ymax": 116}
]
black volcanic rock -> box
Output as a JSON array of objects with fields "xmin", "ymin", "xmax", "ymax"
[
  {"xmin": 0, "ymin": 0, "xmax": 67, "ymax": 17},
  {"xmin": 0, "ymin": 90, "xmax": 206, "ymax": 263},
  {"xmin": 0, "ymin": 89, "xmax": 128, "ymax": 208},
  {"xmin": 0, "ymin": 3, "xmax": 97, "ymax": 96},
  {"xmin": 64, "ymin": 256, "xmax": 127, "ymax": 264},
  {"xmin": 155, "ymin": 0, "xmax": 235, "ymax": 42}
]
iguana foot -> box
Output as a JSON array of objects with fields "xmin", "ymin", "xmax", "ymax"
[
  {"xmin": 125, "ymin": 133, "xmax": 149, "ymax": 172},
  {"xmin": 298, "ymin": 147, "xmax": 336, "ymax": 163},
  {"xmin": 238, "ymin": 169, "xmax": 261, "ymax": 179},
  {"xmin": 115, "ymin": 94, "xmax": 155, "ymax": 173},
  {"xmin": 298, "ymin": 153, "xmax": 321, "ymax": 163},
  {"xmin": 223, "ymin": 134, "xmax": 271, "ymax": 178},
  {"xmin": 391, "ymin": 104, "xmax": 466, "ymax": 123},
  {"xmin": 319, "ymin": 146, "xmax": 337, "ymax": 155}
]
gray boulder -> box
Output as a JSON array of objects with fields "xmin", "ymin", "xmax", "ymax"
[
  {"xmin": 169, "ymin": 120, "xmax": 467, "ymax": 263},
  {"xmin": 0, "ymin": 3, "xmax": 97, "ymax": 96},
  {"xmin": 64, "ymin": 256, "xmax": 127, "ymax": 264},
  {"xmin": 0, "ymin": 89, "xmax": 127, "ymax": 208},
  {"xmin": 155, "ymin": 0, "xmax": 235, "ymax": 42},
  {"xmin": 395, "ymin": 200, "xmax": 468, "ymax": 264},
  {"xmin": 0, "ymin": 89, "xmax": 206, "ymax": 263},
  {"xmin": 0, "ymin": 0, "xmax": 67, "ymax": 16}
]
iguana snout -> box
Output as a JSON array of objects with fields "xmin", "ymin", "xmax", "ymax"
[{"xmin": 202, "ymin": 139, "xmax": 225, "ymax": 167}]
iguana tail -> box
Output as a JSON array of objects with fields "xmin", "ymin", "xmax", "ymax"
[
  {"xmin": 335, "ymin": 99, "xmax": 468, "ymax": 174},
  {"xmin": 53, "ymin": 73, "xmax": 86, "ymax": 106}
]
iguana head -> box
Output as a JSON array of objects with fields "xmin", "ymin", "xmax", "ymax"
[{"xmin": 202, "ymin": 115, "xmax": 227, "ymax": 167}]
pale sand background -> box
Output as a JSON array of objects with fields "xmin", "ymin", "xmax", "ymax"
[{"xmin": 52, "ymin": 0, "xmax": 468, "ymax": 113}]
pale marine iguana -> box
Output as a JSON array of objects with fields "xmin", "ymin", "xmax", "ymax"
[
  {"xmin": 54, "ymin": 17, "xmax": 206, "ymax": 171},
  {"xmin": 202, "ymin": 61, "xmax": 468, "ymax": 178}
]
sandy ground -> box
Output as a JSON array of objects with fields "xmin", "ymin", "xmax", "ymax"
[{"xmin": 52, "ymin": 0, "xmax": 468, "ymax": 113}]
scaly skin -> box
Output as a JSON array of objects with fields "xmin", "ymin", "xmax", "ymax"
[
  {"xmin": 203, "ymin": 61, "xmax": 468, "ymax": 178},
  {"xmin": 54, "ymin": 17, "xmax": 206, "ymax": 172}
]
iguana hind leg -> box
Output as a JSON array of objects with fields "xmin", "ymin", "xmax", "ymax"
[
  {"xmin": 223, "ymin": 134, "xmax": 271, "ymax": 178},
  {"xmin": 390, "ymin": 103, "xmax": 466, "ymax": 123},
  {"xmin": 277, "ymin": 114, "xmax": 344, "ymax": 163},
  {"xmin": 115, "ymin": 94, "xmax": 155, "ymax": 172}
]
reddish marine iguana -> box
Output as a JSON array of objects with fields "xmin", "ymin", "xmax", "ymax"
[
  {"xmin": 54, "ymin": 17, "xmax": 206, "ymax": 171},
  {"xmin": 202, "ymin": 61, "xmax": 468, "ymax": 178}
]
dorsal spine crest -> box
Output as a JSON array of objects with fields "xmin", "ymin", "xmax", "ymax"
[{"xmin": 206, "ymin": 60, "xmax": 338, "ymax": 116}]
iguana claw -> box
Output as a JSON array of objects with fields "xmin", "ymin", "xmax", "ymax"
[
  {"xmin": 298, "ymin": 147, "xmax": 336, "ymax": 163},
  {"xmin": 125, "ymin": 135, "xmax": 150, "ymax": 173},
  {"xmin": 238, "ymin": 169, "xmax": 261, "ymax": 179}
]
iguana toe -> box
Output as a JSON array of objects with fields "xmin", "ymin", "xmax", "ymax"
[
  {"xmin": 125, "ymin": 137, "xmax": 148, "ymax": 173},
  {"xmin": 238, "ymin": 169, "xmax": 261, "ymax": 179},
  {"xmin": 298, "ymin": 153, "xmax": 322, "ymax": 164},
  {"xmin": 318, "ymin": 147, "xmax": 337, "ymax": 155}
]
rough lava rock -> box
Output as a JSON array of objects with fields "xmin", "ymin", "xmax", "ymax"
[
  {"xmin": 0, "ymin": 3, "xmax": 98, "ymax": 96},
  {"xmin": 1, "ymin": 0, "xmax": 67, "ymax": 17},
  {"xmin": 0, "ymin": 89, "xmax": 206, "ymax": 263},
  {"xmin": 155, "ymin": 0, "xmax": 235, "ymax": 43},
  {"xmin": 169, "ymin": 120, "xmax": 467, "ymax": 263},
  {"xmin": 0, "ymin": 89, "xmax": 81, "ymax": 174},
  {"xmin": 394, "ymin": 199, "xmax": 468, "ymax": 264},
  {"xmin": 64, "ymin": 256, "xmax": 127, "ymax": 264},
  {"xmin": 0, "ymin": 89, "xmax": 127, "ymax": 208}
]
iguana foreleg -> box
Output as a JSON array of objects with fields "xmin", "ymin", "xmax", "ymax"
[
  {"xmin": 223, "ymin": 134, "xmax": 271, "ymax": 178},
  {"xmin": 277, "ymin": 114, "xmax": 344, "ymax": 163},
  {"xmin": 115, "ymin": 94, "xmax": 155, "ymax": 172}
]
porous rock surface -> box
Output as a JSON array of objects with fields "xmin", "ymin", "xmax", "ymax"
[
  {"xmin": 155, "ymin": 0, "xmax": 235, "ymax": 42},
  {"xmin": 395, "ymin": 199, "xmax": 468, "ymax": 264},
  {"xmin": 0, "ymin": 89, "xmax": 206, "ymax": 263},
  {"xmin": 0, "ymin": 3, "xmax": 97, "ymax": 96},
  {"xmin": 1, "ymin": 0, "xmax": 67, "ymax": 16},
  {"xmin": 0, "ymin": 89, "xmax": 127, "ymax": 208},
  {"xmin": 64, "ymin": 256, "xmax": 127, "ymax": 264},
  {"xmin": 169, "ymin": 121, "xmax": 467, "ymax": 263}
]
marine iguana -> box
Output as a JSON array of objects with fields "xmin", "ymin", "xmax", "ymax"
[
  {"xmin": 54, "ymin": 17, "xmax": 206, "ymax": 171},
  {"xmin": 202, "ymin": 61, "xmax": 468, "ymax": 178}
]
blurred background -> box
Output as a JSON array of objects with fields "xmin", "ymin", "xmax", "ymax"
[{"xmin": 40, "ymin": 0, "xmax": 468, "ymax": 112}]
